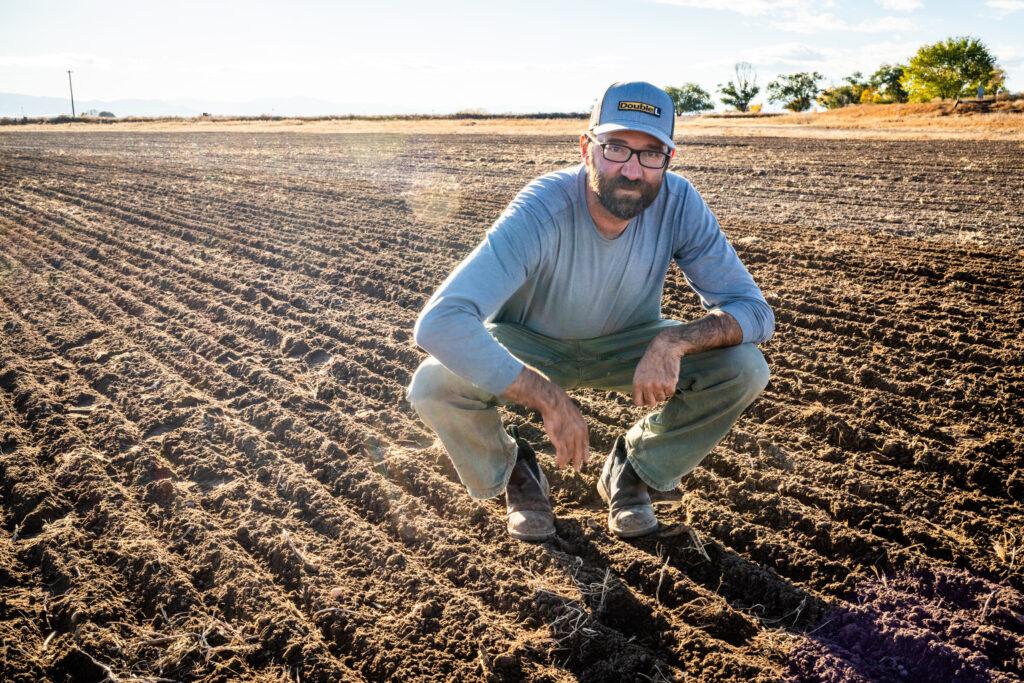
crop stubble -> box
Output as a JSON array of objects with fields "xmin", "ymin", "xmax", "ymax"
[{"xmin": 0, "ymin": 130, "xmax": 1022, "ymax": 681}]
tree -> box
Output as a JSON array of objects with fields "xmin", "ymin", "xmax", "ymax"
[
  {"xmin": 718, "ymin": 63, "xmax": 760, "ymax": 112},
  {"xmin": 901, "ymin": 36, "xmax": 999, "ymax": 101},
  {"xmin": 664, "ymin": 83, "xmax": 714, "ymax": 114},
  {"xmin": 870, "ymin": 63, "xmax": 908, "ymax": 103},
  {"xmin": 817, "ymin": 72, "xmax": 870, "ymax": 110},
  {"xmin": 767, "ymin": 72, "xmax": 824, "ymax": 112}
]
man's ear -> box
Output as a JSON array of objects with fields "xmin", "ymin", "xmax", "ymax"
[{"xmin": 579, "ymin": 133, "xmax": 591, "ymax": 163}]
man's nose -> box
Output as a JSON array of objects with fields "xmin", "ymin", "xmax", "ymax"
[{"xmin": 620, "ymin": 153, "xmax": 643, "ymax": 180}]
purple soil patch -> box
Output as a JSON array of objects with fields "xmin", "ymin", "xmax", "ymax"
[{"xmin": 784, "ymin": 567, "xmax": 1024, "ymax": 683}]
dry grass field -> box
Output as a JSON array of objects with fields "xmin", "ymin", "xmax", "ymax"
[{"xmin": 1, "ymin": 115, "xmax": 1022, "ymax": 681}]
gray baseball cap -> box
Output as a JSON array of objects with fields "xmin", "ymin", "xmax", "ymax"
[{"xmin": 589, "ymin": 81, "xmax": 676, "ymax": 150}]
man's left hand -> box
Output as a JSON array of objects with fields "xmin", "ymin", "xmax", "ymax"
[{"xmin": 632, "ymin": 335, "xmax": 683, "ymax": 407}]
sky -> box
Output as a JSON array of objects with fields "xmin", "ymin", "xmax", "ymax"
[{"xmin": 2, "ymin": 0, "xmax": 1023, "ymax": 113}]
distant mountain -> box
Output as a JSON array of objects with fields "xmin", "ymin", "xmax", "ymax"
[{"xmin": 0, "ymin": 92, "xmax": 422, "ymax": 118}]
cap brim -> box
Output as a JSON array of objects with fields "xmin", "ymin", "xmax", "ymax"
[{"xmin": 590, "ymin": 122, "xmax": 676, "ymax": 151}]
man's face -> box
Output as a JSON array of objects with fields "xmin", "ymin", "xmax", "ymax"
[{"xmin": 583, "ymin": 129, "xmax": 669, "ymax": 221}]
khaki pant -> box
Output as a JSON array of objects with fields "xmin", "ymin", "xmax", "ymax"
[{"xmin": 407, "ymin": 319, "xmax": 769, "ymax": 499}]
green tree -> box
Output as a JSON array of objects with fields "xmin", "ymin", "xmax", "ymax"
[
  {"xmin": 664, "ymin": 83, "xmax": 714, "ymax": 114},
  {"xmin": 817, "ymin": 72, "xmax": 871, "ymax": 110},
  {"xmin": 870, "ymin": 63, "xmax": 908, "ymax": 103},
  {"xmin": 767, "ymin": 71, "xmax": 824, "ymax": 112},
  {"xmin": 901, "ymin": 36, "xmax": 999, "ymax": 101},
  {"xmin": 718, "ymin": 62, "xmax": 760, "ymax": 112}
]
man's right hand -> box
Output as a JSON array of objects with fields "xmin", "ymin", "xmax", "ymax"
[{"xmin": 502, "ymin": 367, "xmax": 589, "ymax": 472}]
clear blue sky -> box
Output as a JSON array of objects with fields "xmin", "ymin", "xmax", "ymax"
[{"xmin": 2, "ymin": 0, "xmax": 1022, "ymax": 112}]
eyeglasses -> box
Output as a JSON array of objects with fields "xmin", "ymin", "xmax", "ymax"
[{"xmin": 586, "ymin": 134, "xmax": 671, "ymax": 170}]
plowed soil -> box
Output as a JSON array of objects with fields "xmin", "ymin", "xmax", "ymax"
[{"xmin": 1, "ymin": 129, "xmax": 1022, "ymax": 682}]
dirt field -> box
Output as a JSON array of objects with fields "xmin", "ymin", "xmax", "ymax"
[{"xmin": 1, "ymin": 127, "xmax": 1022, "ymax": 682}]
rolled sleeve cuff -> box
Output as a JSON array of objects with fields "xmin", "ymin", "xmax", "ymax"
[{"xmin": 717, "ymin": 300, "xmax": 774, "ymax": 345}]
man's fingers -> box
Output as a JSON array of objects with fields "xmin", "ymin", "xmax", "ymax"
[
  {"xmin": 634, "ymin": 382, "xmax": 677, "ymax": 406},
  {"xmin": 574, "ymin": 431, "xmax": 588, "ymax": 471},
  {"xmin": 554, "ymin": 442, "xmax": 570, "ymax": 469}
]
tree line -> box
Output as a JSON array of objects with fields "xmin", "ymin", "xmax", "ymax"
[{"xmin": 665, "ymin": 36, "xmax": 1009, "ymax": 114}]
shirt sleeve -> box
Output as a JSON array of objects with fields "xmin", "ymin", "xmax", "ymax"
[
  {"xmin": 413, "ymin": 196, "xmax": 546, "ymax": 396},
  {"xmin": 672, "ymin": 182, "xmax": 775, "ymax": 344}
]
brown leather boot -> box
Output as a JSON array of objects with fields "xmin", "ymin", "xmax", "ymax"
[
  {"xmin": 504, "ymin": 425, "xmax": 555, "ymax": 542},
  {"xmin": 597, "ymin": 437, "xmax": 659, "ymax": 538}
]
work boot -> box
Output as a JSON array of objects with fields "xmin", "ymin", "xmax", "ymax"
[
  {"xmin": 504, "ymin": 425, "xmax": 555, "ymax": 542},
  {"xmin": 597, "ymin": 437, "xmax": 659, "ymax": 538}
]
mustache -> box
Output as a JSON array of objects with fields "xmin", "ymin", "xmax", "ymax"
[{"xmin": 611, "ymin": 177, "xmax": 644, "ymax": 190}]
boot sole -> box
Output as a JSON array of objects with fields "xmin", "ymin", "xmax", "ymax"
[
  {"xmin": 597, "ymin": 477, "xmax": 659, "ymax": 539},
  {"xmin": 507, "ymin": 525, "xmax": 556, "ymax": 542}
]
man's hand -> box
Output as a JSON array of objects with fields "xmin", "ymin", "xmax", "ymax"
[
  {"xmin": 503, "ymin": 367, "xmax": 589, "ymax": 471},
  {"xmin": 632, "ymin": 312, "xmax": 744, "ymax": 407},
  {"xmin": 632, "ymin": 335, "xmax": 682, "ymax": 407}
]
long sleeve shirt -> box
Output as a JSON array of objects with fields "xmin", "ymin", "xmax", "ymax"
[{"xmin": 414, "ymin": 164, "xmax": 774, "ymax": 396}]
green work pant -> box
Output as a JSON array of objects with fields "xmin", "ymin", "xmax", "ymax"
[{"xmin": 406, "ymin": 319, "xmax": 770, "ymax": 499}]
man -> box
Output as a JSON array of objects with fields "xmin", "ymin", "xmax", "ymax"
[{"xmin": 407, "ymin": 81, "xmax": 773, "ymax": 542}]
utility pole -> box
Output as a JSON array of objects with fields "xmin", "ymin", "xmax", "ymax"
[{"xmin": 67, "ymin": 70, "xmax": 76, "ymax": 117}]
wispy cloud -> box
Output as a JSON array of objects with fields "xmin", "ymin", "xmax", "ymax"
[
  {"xmin": 875, "ymin": 0, "xmax": 922, "ymax": 11},
  {"xmin": 653, "ymin": 0, "xmax": 915, "ymax": 34},
  {"xmin": 691, "ymin": 39, "xmax": 919, "ymax": 82},
  {"xmin": 769, "ymin": 9, "xmax": 914, "ymax": 33},
  {"xmin": 985, "ymin": 0, "xmax": 1024, "ymax": 13},
  {"xmin": 0, "ymin": 53, "xmax": 111, "ymax": 69},
  {"xmin": 736, "ymin": 42, "xmax": 828, "ymax": 67},
  {"xmin": 651, "ymin": 0, "xmax": 817, "ymax": 16}
]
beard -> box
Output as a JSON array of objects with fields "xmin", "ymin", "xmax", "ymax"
[{"xmin": 587, "ymin": 162, "xmax": 662, "ymax": 220}]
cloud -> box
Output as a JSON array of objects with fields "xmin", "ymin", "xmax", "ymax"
[
  {"xmin": 875, "ymin": 0, "xmax": 922, "ymax": 10},
  {"xmin": 651, "ymin": 0, "xmax": 815, "ymax": 16},
  {"xmin": 0, "ymin": 53, "xmax": 111, "ymax": 69},
  {"xmin": 985, "ymin": 0, "xmax": 1024, "ymax": 13},
  {"xmin": 653, "ymin": 0, "xmax": 915, "ymax": 34},
  {"xmin": 691, "ymin": 38, "xmax": 919, "ymax": 84},
  {"xmin": 738, "ymin": 42, "xmax": 828, "ymax": 67},
  {"xmin": 769, "ymin": 9, "xmax": 915, "ymax": 33}
]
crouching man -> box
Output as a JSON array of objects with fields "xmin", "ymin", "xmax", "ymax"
[{"xmin": 407, "ymin": 82, "xmax": 773, "ymax": 542}]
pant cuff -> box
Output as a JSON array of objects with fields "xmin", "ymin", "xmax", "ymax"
[
  {"xmin": 462, "ymin": 440, "xmax": 518, "ymax": 500},
  {"xmin": 625, "ymin": 449, "xmax": 683, "ymax": 493}
]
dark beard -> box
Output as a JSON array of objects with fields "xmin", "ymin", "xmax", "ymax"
[{"xmin": 588, "ymin": 165, "xmax": 661, "ymax": 220}]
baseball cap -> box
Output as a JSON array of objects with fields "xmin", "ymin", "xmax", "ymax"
[{"xmin": 589, "ymin": 81, "xmax": 676, "ymax": 151}]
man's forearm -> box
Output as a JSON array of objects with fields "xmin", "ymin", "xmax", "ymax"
[
  {"xmin": 654, "ymin": 311, "xmax": 743, "ymax": 356},
  {"xmin": 502, "ymin": 366, "xmax": 563, "ymax": 412}
]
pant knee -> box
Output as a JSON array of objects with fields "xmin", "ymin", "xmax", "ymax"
[
  {"xmin": 733, "ymin": 344, "xmax": 770, "ymax": 397},
  {"xmin": 406, "ymin": 358, "xmax": 449, "ymax": 410}
]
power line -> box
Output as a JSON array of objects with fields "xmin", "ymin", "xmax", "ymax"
[{"xmin": 67, "ymin": 70, "xmax": 76, "ymax": 117}]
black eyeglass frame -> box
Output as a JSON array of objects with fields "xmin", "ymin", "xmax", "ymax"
[{"xmin": 585, "ymin": 133, "xmax": 673, "ymax": 170}]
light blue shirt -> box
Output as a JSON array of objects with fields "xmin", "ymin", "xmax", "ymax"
[{"xmin": 415, "ymin": 164, "xmax": 774, "ymax": 396}]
